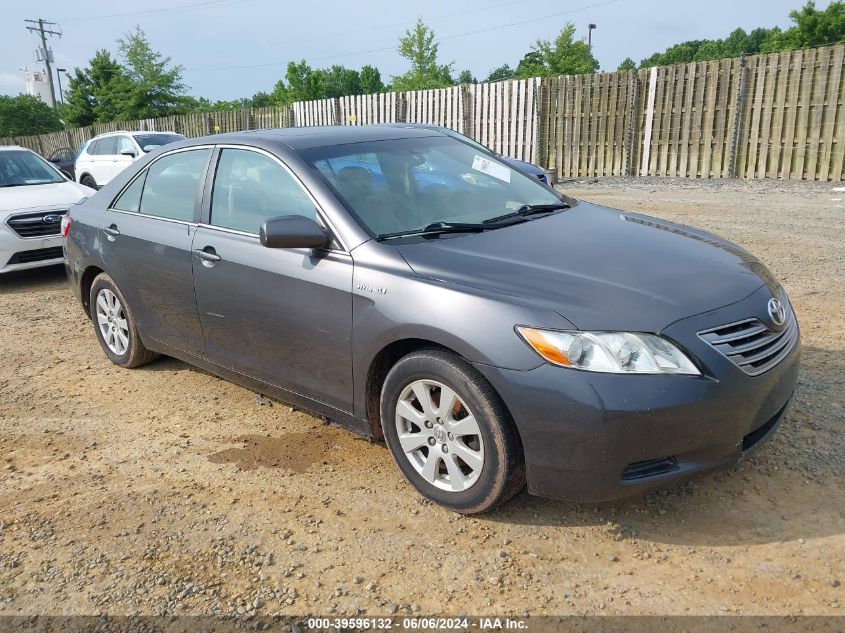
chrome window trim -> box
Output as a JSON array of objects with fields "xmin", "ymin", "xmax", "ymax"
[{"xmin": 211, "ymin": 144, "xmax": 350, "ymax": 253}]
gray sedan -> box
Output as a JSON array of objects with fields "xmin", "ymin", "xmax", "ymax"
[{"xmin": 64, "ymin": 125, "xmax": 799, "ymax": 513}]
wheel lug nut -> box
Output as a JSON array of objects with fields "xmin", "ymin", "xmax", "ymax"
[
  {"xmin": 424, "ymin": 421, "xmax": 433, "ymax": 429},
  {"xmin": 427, "ymin": 437, "xmax": 436, "ymax": 446},
  {"xmin": 447, "ymin": 432, "xmax": 454, "ymax": 440},
  {"xmin": 441, "ymin": 445, "xmax": 448, "ymax": 453}
]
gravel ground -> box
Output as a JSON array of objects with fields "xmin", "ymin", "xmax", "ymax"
[{"xmin": 0, "ymin": 177, "xmax": 843, "ymax": 620}]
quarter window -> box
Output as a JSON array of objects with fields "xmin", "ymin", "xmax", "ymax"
[
  {"xmin": 113, "ymin": 172, "xmax": 146, "ymax": 212},
  {"xmin": 210, "ymin": 149, "xmax": 315, "ymax": 234},
  {"xmin": 138, "ymin": 149, "xmax": 210, "ymax": 222}
]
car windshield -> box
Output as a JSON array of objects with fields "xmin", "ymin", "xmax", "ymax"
[
  {"xmin": 0, "ymin": 150, "xmax": 65, "ymax": 187},
  {"xmin": 301, "ymin": 136, "xmax": 562, "ymax": 237},
  {"xmin": 132, "ymin": 133, "xmax": 186, "ymax": 153}
]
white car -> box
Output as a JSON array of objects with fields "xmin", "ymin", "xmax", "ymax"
[
  {"xmin": 74, "ymin": 130, "xmax": 186, "ymax": 190},
  {"xmin": 1, "ymin": 146, "xmax": 95, "ymax": 274}
]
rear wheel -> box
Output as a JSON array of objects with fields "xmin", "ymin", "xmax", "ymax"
[
  {"xmin": 89, "ymin": 273, "xmax": 158, "ymax": 368},
  {"xmin": 80, "ymin": 174, "xmax": 97, "ymax": 189},
  {"xmin": 380, "ymin": 350, "xmax": 525, "ymax": 514}
]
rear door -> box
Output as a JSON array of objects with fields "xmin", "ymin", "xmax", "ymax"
[
  {"xmin": 191, "ymin": 146, "xmax": 354, "ymax": 411},
  {"xmin": 99, "ymin": 147, "xmax": 212, "ymax": 355},
  {"xmin": 108, "ymin": 135, "xmax": 138, "ymax": 181},
  {"xmin": 89, "ymin": 136, "xmax": 117, "ymax": 185}
]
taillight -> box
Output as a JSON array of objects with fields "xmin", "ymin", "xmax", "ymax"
[{"xmin": 61, "ymin": 215, "xmax": 72, "ymax": 238}]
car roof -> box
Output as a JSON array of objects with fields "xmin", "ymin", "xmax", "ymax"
[
  {"xmin": 88, "ymin": 130, "xmax": 183, "ymax": 140},
  {"xmin": 0, "ymin": 145, "xmax": 30, "ymax": 152},
  {"xmin": 194, "ymin": 124, "xmax": 444, "ymax": 150}
]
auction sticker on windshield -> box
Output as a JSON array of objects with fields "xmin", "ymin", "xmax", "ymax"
[{"xmin": 472, "ymin": 154, "xmax": 511, "ymax": 183}]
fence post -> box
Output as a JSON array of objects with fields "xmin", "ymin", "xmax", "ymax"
[
  {"xmin": 460, "ymin": 85, "xmax": 474, "ymax": 138},
  {"xmin": 639, "ymin": 66, "xmax": 658, "ymax": 176},
  {"xmin": 623, "ymin": 70, "xmax": 640, "ymax": 176},
  {"xmin": 727, "ymin": 56, "xmax": 748, "ymax": 178},
  {"xmin": 396, "ymin": 94, "xmax": 408, "ymax": 123}
]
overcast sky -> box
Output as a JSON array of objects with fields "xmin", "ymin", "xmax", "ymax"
[{"xmin": 0, "ymin": 0, "xmax": 828, "ymax": 102}]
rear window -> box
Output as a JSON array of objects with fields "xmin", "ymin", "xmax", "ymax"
[{"xmin": 132, "ymin": 133, "xmax": 186, "ymax": 153}]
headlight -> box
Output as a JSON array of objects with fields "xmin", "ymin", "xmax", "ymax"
[{"xmin": 517, "ymin": 327, "xmax": 700, "ymax": 375}]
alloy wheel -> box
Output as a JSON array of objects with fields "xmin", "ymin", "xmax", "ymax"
[
  {"xmin": 95, "ymin": 288, "xmax": 129, "ymax": 356},
  {"xmin": 394, "ymin": 379, "xmax": 485, "ymax": 492}
]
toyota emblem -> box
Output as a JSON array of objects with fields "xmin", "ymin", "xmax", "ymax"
[{"xmin": 767, "ymin": 297, "xmax": 786, "ymax": 327}]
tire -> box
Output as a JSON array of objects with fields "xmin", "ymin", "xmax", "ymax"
[
  {"xmin": 380, "ymin": 349, "xmax": 525, "ymax": 514},
  {"xmin": 80, "ymin": 174, "xmax": 97, "ymax": 189},
  {"xmin": 89, "ymin": 273, "xmax": 158, "ymax": 368}
]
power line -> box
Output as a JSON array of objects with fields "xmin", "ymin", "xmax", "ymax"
[
  {"xmin": 184, "ymin": 0, "xmax": 623, "ymax": 72},
  {"xmin": 59, "ymin": 0, "xmax": 248, "ymax": 23}
]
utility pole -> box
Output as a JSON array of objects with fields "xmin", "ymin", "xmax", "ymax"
[
  {"xmin": 587, "ymin": 23, "xmax": 597, "ymax": 51},
  {"xmin": 24, "ymin": 18, "xmax": 62, "ymax": 109}
]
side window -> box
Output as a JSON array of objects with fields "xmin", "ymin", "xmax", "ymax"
[
  {"xmin": 210, "ymin": 149, "xmax": 315, "ymax": 234},
  {"xmin": 97, "ymin": 137, "xmax": 118, "ymax": 155},
  {"xmin": 85, "ymin": 140, "xmax": 99, "ymax": 155},
  {"xmin": 139, "ymin": 149, "xmax": 210, "ymax": 222},
  {"xmin": 113, "ymin": 172, "xmax": 147, "ymax": 212},
  {"xmin": 115, "ymin": 136, "xmax": 136, "ymax": 156}
]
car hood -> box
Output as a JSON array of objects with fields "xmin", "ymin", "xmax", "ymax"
[
  {"xmin": 394, "ymin": 202, "xmax": 779, "ymax": 332},
  {"xmin": 0, "ymin": 181, "xmax": 94, "ymax": 215}
]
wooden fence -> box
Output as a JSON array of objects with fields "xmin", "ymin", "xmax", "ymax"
[{"xmin": 3, "ymin": 44, "xmax": 843, "ymax": 180}]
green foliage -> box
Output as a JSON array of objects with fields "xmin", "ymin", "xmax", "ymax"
[
  {"xmin": 515, "ymin": 23, "xmax": 599, "ymax": 78},
  {"xmin": 392, "ymin": 19, "xmax": 454, "ymax": 90},
  {"xmin": 117, "ymin": 26, "xmax": 187, "ymax": 119},
  {"xmin": 457, "ymin": 70, "xmax": 477, "ymax": 84},
  {"xmin": 0, "ymin": 94, "xmax": 63, "ymax": 136},
  {"xmin": 639, "ymin": 2, "xmax": 844, "ymax": 67},
  {"xmin": 484, "ymin": 64, "xmax": 514, "ymax": 82},
  {"xmin": 60, "ymin": 50, "xmax": 129, "ymax": 127},
  {"xmin": 617, "ymin": 57, "xmax": 637, "ymax": 71},
  {"xmin": 323, "ymin": 65, "xmax": 362, "ymax": 99},
  {"xmin": 359, "ymin": 65, "xmax": 385, "ymax": 94}
]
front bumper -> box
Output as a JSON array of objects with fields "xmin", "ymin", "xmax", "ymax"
[
  {"xmin": 475, "ymin": 285, "xmax": 801, "ymax": 502},
  {"xmin": 0, "ymin": 224, "xmax": 64, "ymax": 273}
]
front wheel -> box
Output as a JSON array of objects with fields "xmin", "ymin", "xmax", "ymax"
[
  {"xmin": 380, "ymin": 350, "xmax": 525, "ymax": 514},
  {"xmin": 80, "ymin": 174, "xmax": 97, "ymax": 189},
  {"xmin": 89, "ymin": 273, "xmax": 158, "ymax": 368}
]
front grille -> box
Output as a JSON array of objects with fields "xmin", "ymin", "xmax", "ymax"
[
  {"xmin": 6, "ymin": 210, "xmax": 66, "ymax": 238},
  {"xmin": 698, "ymin": 305, "xmax": 798, "ymax": 377},
  {"xmin": 6, "ymin": 246, "xmax": 64, "ymax": 265}
]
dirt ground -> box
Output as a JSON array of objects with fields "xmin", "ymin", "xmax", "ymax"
[{"xmin": 0, "ymin": 177, "xmax": 843, "ymax": 620}]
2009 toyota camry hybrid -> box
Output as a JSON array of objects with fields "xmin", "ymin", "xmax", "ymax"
[{"xmin": 64, "ymin": 125, "xmax": 800, "ymax": 514}]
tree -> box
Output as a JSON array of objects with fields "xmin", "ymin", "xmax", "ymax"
[
  {"xmin": 484, "ymin": 64, "xmax": 514, "ymax": 82},
  {"xmin": 271, "ymin": 60, "xmax": 326, "ymax": 105},
  {"xmin": 60, "ymin": 50, "xmax": 129, "ymax": 127},
  {"xmin": 765, "ymin": 0, "xmax": 845, "ymax": 50},
  {"xmin": 360, "ymin": 65, "xmax": 385, "ymax": 93},
  {"xmin": 457, "ymin": 69, "xmax": 476, "ymax": 84},
  {"xmin": 117, "ymin": 26, "xmax": 187, "ymax": 119},
  {"xmin": 323, "ymin": 65, "xmax": 361, "ymax": 98},
  {"xmin": 617, "ymin": 57, "xmax": 637, "ymax": 71},
  {"xmin": 0, "ymin": 94, "xmax": 63, "ymax": 136},
  {"xmin": 392, "ymin": 19, "xmax": 454, "ymax": 90},
  {"xmin": 515, "ymin": 23, "xmax": 599, "ymax": 78}
]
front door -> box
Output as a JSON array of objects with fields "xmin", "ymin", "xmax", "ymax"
[
  {"xmin": 99, "ymin": 147, "xmax": 212, "ymax": 355},
  {"xmin": 192, "ymin": 147, "xmax": 353, "ymax": 412}
]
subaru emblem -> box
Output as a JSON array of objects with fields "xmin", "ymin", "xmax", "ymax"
[
  {"xmin": 42, "ymin": 214, "xmax": 62, "ymax": 224},
  {"xmin": 767, "ymin": 297, "xmax": 786, "ymax": 327}
]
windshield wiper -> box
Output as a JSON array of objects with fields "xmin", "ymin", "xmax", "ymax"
[
  {"xmin": 483, "ymin": 202, "xmax": 570, "ymax": 224},
  {"xmin": 377, "ymin": 221, "xmax": 499, "ymax": 241}
]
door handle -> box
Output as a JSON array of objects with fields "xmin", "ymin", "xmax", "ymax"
[
  {"xmin": 194, "ymin": 247, "xmax": 222, "ymax": 266},
  {"xmin": 103, "ymin": 225, "xmax": 120, "ymax": 241}
]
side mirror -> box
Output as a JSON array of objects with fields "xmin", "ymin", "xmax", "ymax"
[
  {"xmin": 260, "ymin": 215, "xmax": 329, "ymax": 249},
  {"xmin": 121, "ymin": 149, "xmax": 137, "ymax": 158}
]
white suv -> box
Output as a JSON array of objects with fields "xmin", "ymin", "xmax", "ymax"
[
  {"xmin": 1, "ymin": 146, "xmax": 94, "ymax": 273},
  {"xmin": 74, "ymin": 130, "xmax": 186, "ymax": 190}
]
